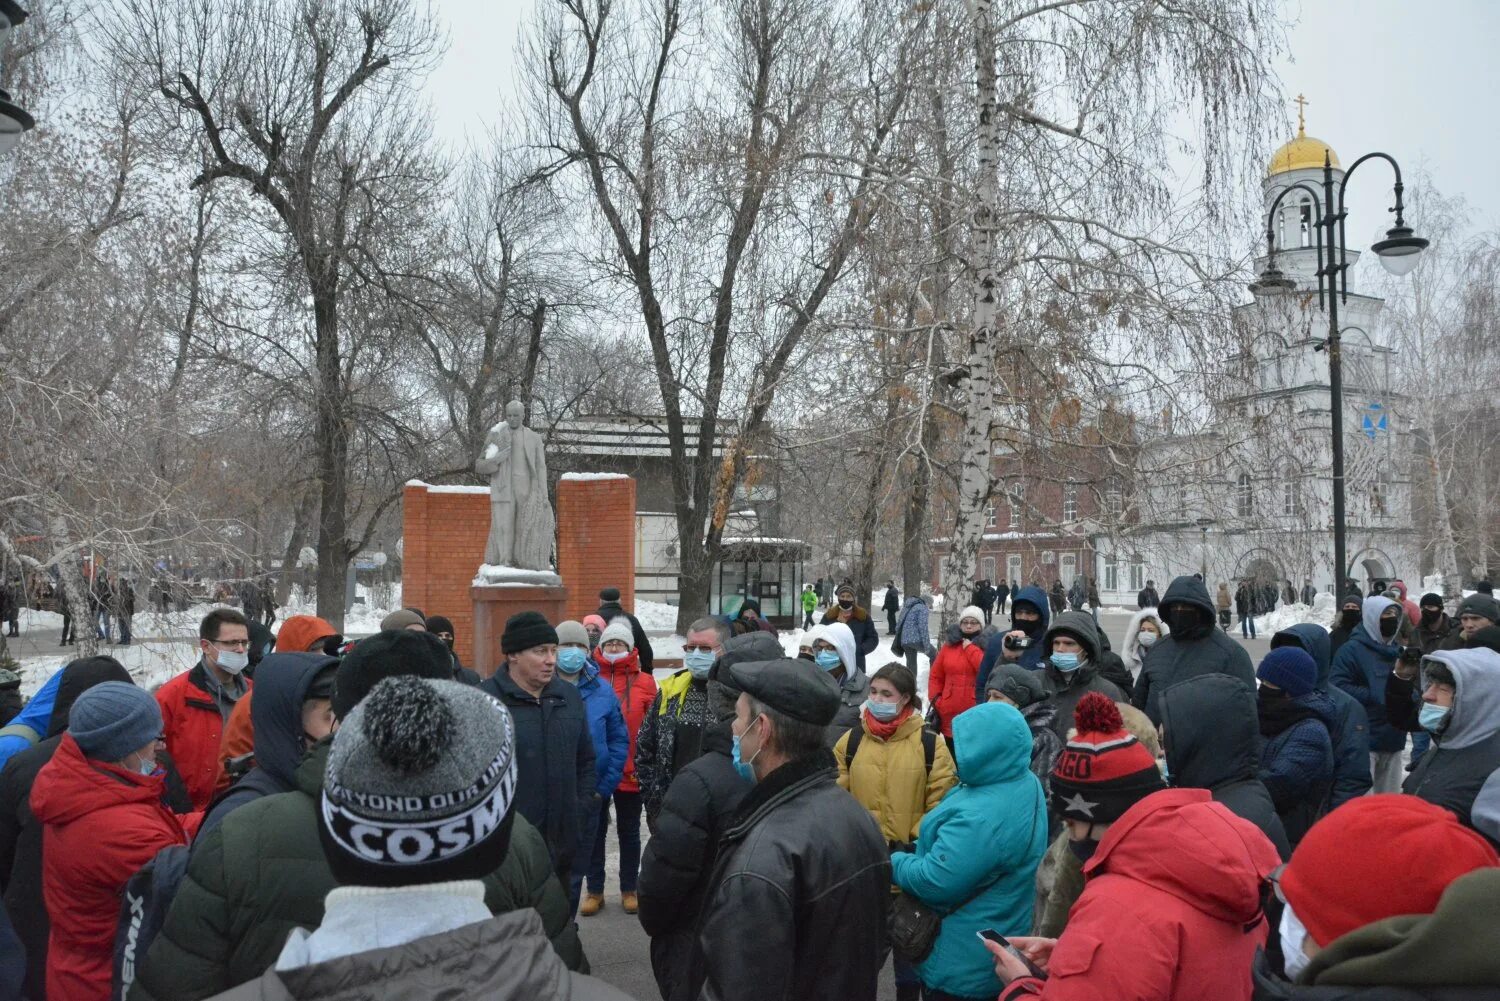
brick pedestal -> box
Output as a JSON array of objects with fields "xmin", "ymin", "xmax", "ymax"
[
  {"xmin": 556, "ymin": 474, "xmax": 637, "ymax": 622},
  {"xmin": 401, "ymin": 482, "xmax": 490, "ymax": 668},
  {"xmin": 472, "ymin": 584, "xmax": 569, "ymax": 678}
]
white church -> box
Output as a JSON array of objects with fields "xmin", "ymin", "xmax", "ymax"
[{"xmin": 1096, "ymin": 111, "xmax": 1421, "ymax": 603}]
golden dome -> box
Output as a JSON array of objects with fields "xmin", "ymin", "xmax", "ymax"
[{"xmin": 1268, "ymin": 96, "xmax": 1339, "ymax": 175}]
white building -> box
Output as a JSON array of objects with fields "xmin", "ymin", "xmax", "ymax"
[{"xmin": 1096, "ymin": 117, "xmax": 1420, "ymax": 603}]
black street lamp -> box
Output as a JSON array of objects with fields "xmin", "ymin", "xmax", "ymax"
[
  {"xmin": 0, "ymin": 1, "xmax": 35, "ymax": 158},
  {"xmin": 1252, "ymin": 147, "xmax": 1429, "ymax": 592}
]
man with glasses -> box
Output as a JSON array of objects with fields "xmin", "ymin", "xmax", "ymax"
[
  {"xmin": 636, "ymin": 617, "xmax": 729, "ymax": 828},
  {"xmin": 155, "ymin": 607, "xmax": 254, "ymax": 810}
]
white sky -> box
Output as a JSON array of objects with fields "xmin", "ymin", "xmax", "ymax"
[{"xmin": 422, "ymin": 0, "xmax": 1500, "ymax": 258}]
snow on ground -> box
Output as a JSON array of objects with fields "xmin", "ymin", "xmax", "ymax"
[
  {"xmin": 1253, "ymin": 591, "xmax": 1336, "ymax": 634},
  {"xmin": 17, "ymin": 641, "xmax": 199, "ymax": 699},
  {"xmin": 634, "ymin": 599, "xmax": 680, "ymax": 633}
]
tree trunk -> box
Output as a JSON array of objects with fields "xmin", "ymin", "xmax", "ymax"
[
  {"xmin": 853, "ymin": 446, "xmax": 884, "ymax": 608},
  {"xmin": 939, "ymin": 0, "xmax": 1002, "ymax": 630},
  {"xmin": 520, "ymin": 298, "xmax": 546, "ymax": 406},
  {"xmin": 311, "ymin": 294, "xmax": 351, "ymax": 629},
  {"xmin": 61, "ymin": 560, "xmax": 98, "ymax": 659},
  {"xmin": 675, "ymin": 509, "xmax": 712, "ymax": 633},
  {"xmin": 277, "ymin": 489, "xmax": 315, "ymax": 606}
]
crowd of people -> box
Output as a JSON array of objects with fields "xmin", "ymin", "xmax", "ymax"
[{"xmin": 1, "ymin": 573, "xmax": 1499, "ymax": 1000}]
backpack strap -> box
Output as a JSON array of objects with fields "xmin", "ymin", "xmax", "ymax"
[
  {"xmin": 921, "ymin": 728, "xmax": 936, "ymax": 775},
  {"xmin": 843, "ymin": 725, "xmax": 864, "ymax": 771}
]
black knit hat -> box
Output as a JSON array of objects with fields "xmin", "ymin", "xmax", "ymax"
[
  {"xmin": 332, "ymin": 630, "xmax": 453, "ymax": 719},
  {"xmin": 501, "ymin": 611, "xmax": 558, "ymax": 655},
  {"xmin": 599, "ymin": 587, "xmax": 622, "ymax": 603},
  {"xmin": 318, "ymin": 676, "xmax": 517, "ymax": 887}
]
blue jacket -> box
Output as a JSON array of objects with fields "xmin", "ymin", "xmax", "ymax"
[
  {"xmin": 891, "ymin": 702, "xmax": 1048, "ymax": 999},
  {"xmin": 975, "ymin": 585, "xmax": 1051, "ymax": 702},
  {"xmin": 577, "ymin": 660, "xmax": 628, "ymax": 798},
  {"xmin": 898, "ymin": 597, "xmax": 930, "ymax": 650},
  {"xmin": 1275, "ymin": 624, "xmax": 1371, "ymax": 807},
  {"xmin": 1329, "ymin": 596, "xmax": 1406, "ymax": 753},
  {"xmin": 0, "ymin": 669, "xmax": 62, "ymax": 770},
  {"xmin": 1258, "ymin": 690, "xmax": 1335, "ymax": 813}
]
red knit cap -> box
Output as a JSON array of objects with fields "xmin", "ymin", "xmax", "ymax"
[
  {"xmin": 1050, "ymin": 693, "xmax": 1165, "ymax": 824},
  {"xmin": 1281, "ymin": 795, "xmax": 1497, "ymax": 948}
]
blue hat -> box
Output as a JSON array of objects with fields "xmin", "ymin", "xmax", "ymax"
[
  {"xmin": 1256, "ymin": 647, "xmax": 1317, "ymax": 699},
  {"xmin": 68, "ymin": 681, "xmax": 160, "ymax": 762}
]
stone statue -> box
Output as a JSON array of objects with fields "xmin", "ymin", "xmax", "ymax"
[{"xmin": 474, "ymin": 401, "xmax": 555, "ymax": 572}]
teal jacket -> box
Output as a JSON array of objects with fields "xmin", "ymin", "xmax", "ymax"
[{"xmin": 891, "ymin": 701, "xmax": 1048, "ymax": 998}]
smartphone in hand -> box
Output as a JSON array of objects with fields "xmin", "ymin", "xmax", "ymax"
[{"xmin": 977, "ymin": 929, "xmax": 1047, "ymax": 979}]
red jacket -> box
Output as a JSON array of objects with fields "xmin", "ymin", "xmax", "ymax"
[
  {"xmin": 928, "ymin": 638, "xmax": 985, "ymax": 737},
  {"xmin": 156, "ymin": 662, "xmax": 250, "ymax": 811},
  {"xmin": 1001, "ymin": 788, "xmax": 1280, "ymax": 1001},
  {"xmin": 596, "ymin": 649, "xmax": 657, "ymax": 793},
  {"xmin": 29, "ymin": 734, "xmax": 192, "ymax": 1001}
]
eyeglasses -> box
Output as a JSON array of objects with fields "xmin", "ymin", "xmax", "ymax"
[
  {"xmin": 683, "ymin": 644, "xmax": 717, "ymax": 654},
  {"xmin": 211, "ymin": 639, "xmax": 252, "ymax": 651}
]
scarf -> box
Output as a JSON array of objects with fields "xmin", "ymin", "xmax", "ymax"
[
  {"xmin": 1258, "ymin": 695, "xmax": 1318, "ymax": 738},
  {"xmin": 864, "ymin": 704, "xmax": 915, "ymax": 741}
]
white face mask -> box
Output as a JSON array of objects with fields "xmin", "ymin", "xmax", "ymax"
[
  {"xmin": 128, "ymin": 753, "xmax": 156, "ymax": 776},
  {"xmin": 214, "ymin": 648, "xmax": 250, "ymax": 675},
  {"xmin": 1137, "ymin": 632, "xmax": 1158, "ymax": 648},
  {"xmin": 1280, "ymin": 903, "xmax": 1313, "ymax": 981}
]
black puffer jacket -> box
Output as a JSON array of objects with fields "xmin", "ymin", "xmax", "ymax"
[
  {"xmin": 636, "ymin": 721, "xmax": 750, "ymax": 1001},
  {"xmin": 480, "ymin": 667, "xmax": 596, "ymax": 882},
  {"xmin": 1037, "ymin": 611, "xmax": 1127, "ymax": 739},
  {"xmin": 695, "ymin": 753, "xmax": 889, "ymax": 1001},
  {"xmin": 196, "ymin": 652, "xmax": 337, "ymax": 844},
  {"xmin": 1132, "ymin": 576, "xmax": 1257, "ymax": 724},
  {"xmin": 1160, "ymin": 673, "xmax": 1290, "ymax": 861}
]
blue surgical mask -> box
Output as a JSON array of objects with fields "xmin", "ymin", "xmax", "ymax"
[
  {"xmin": 815, "ymin": 649, "xmax": 843, "ymax": 672},
  {"xmin": 684, "ymin": 650, "xmax": 716, "ymax": 680},
  {"xmin": 731, "ymin": 717, "xmax": 762, "ymax": 783},
  {"xmin": 1050, "ymin": 652, "xmax": 1081, "ymax": 672},
  {"xmin": 1419, "ymin": 702, "xmax": 1451, "ymax": 734},
  {"xmin": 557, "ymin": 647, "xmax": 589, "ymax": 675},
  {"xmin": 864, "ymin": 699, "xmax": 901, "ymax": 721}
]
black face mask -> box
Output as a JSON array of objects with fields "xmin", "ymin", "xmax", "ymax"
[
  {"xmin": 1421, "ymin": 608, "xmax": 1441, "ymax": 627},
  {"xmin": 838, "ymin": 599, "xmax": 854, "ymax": 610},
  {"xmin": 1339, "ymin": 610, "xmax": 1361, "ymax": 630},
  {"xmin": 1164, "ymin": 607, "xmax": 1201, "ymax": 635},
  {"xmin": 1068, "ymin": 836, "xmax": 1099, "ymax": 864},
  {"xmin": 1380, "ymin": 617, "xmax": 1400, "ymax": 639},
  {"xmin": 1015, "ymin": 613, "xmax": 1042, "ymax": 635},
  {"xmin": 1258, "ymin": 685, "xmax": 1287, "ymax": 704}
]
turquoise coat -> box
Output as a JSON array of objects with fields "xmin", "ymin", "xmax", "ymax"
[{"xmin": 890, "ymin": 701, "xmax": 1048, "ymax": 998}]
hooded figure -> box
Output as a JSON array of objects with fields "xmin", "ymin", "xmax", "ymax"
[
  {"xmin": 1328, "ymin": 590, "xmax": 1365, "ymax": 660},
  {"xmin": 1160, "ymin": 674, "xmax": 1290, "ymax": 861},
  {"xmin": 0, "ymin": 657, "xmax": 139, "ymax": 1000},
  {"xmin": 975, "ymin": 585, "xmax": 1052, "ymax": 702},
  {"xmin": 195, "ymin": 652, "xmax": 340, "ymax": 843},
  {"xmin": 819, "ymin": 584, "xmax": 880, "ymax": 672},
  {"xmin": 1253, "ymin": 649, "xmax": 1336, "ymax": 846},
  {"xmin": 1121, "ymin": 608, "xmax": 1165, "ymax": 680},
  {"xmin": 1271, "ymin": 624, "xmax": 1371, "ymax": 809},
  {"xmin": 1400, "ymin": 649, "xmax": 1500, "ymax": 838},
  {"xmin": 891, "ymin": 702, "xmax": 1049, "ymax": 1000},
  {"xmin": 1131, "ymin": 575, "xmax": 1257, "ymax": 725},
  {"xmin": 1329, "ymin": 596, "xmax": 1407, "ymax": 786},
  {"xmin": 812, "ymin": 621, "xmax": 869, "ymax": 747},
  {"xmin": 1035, "ymin": 611, "xmax": 1127, "ymax": 740}
]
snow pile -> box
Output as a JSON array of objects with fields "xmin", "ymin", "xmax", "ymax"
[
  {"xmin": 559, "ymin": 472, "xmax": 630, "ymax": 481},
  {"xmin": 634, "ymin": 599, "xmax": 679, "ymax": 633},
  {"xmin": 1253, "ymin": 592, "xmax": 1335, "ymax": 633},
  {"xmin": 473, "ymin": 565, "xmax": 562, "ymax": 586},
  {"xmin": 17, "ymin": 641, "xmax": 200, "ymax": 699}
]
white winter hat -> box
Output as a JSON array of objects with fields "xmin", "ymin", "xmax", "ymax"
[
  {"xmin": 599, "ymin": 617, "xmax": 635, "ymax": 649},
  {"xmin": 959, "ymin": 605, "xmax": 985, "ymax": 626}
]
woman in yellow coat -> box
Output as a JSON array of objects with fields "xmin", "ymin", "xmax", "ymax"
[{"xmin": 835, "ymin": 663, "xmax": 957, "ymax": 1001}]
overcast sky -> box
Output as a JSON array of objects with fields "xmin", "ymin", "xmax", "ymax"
[{"xmin": 422, "ymin": 0, "xmax": 1499, "ymax": 262}]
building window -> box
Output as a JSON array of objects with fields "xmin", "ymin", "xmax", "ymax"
[
  {"xmin": 1010, "ymin": 482, "xmax": 1023, "ymax": 528},
  {"xmin": 1282, "ymin": 479, "xmax": 1297, "ymax": 516},
  {"xmin": 1236, "ymin": 473, "xmax": 1253, "ymax": 519},
  {"xmin": 981, "ymin": 556, "xmax": 997, "ymax": 580},
  {"xmin": 1177, "ymin": 481, "xmax": 1188, "ymax": 519},
  {"xmin": 1007, "ymin": 553, "xmax": 1022, "ymax": 584},
  {"xmin": 1371, "ymin": 482, "xmax": 1388, "ymax": 516},
  {"xmin": 1299, "ymin": 202, "xmax": 1313, "ymax": 249},
  {"xmin": 1107, "ymin": 478, "xmax": 1123, "ymax": 518},
  {"xmin": 985, "ymin": 503, "xmax": 997, "ymax": 528},
  {"xmin": 1129, "ymin": 556, "xmax": 1145, "ymax": 592},
  {"xmin": 1103, "ymin": 559, "xmax": 1118, "ymax": 592},
  {"xmin": 1063, "ymin": 484, "xmax": 1078, "ymax": 522},
  {"xmin": 1061, "ymin": 553, "xmax": 1076, "ymax": 585}
]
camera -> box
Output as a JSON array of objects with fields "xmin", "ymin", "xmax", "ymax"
[
  {"xmin": 1004, "ymin": 634, "xmax": 1033, "ymax": 651},
  {"xmin": 1399, "ymin": 645, "xmax": 1422, "ymax": 663}
]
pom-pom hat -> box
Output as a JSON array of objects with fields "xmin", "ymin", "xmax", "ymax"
[{"xmin": 1050, "ymin": 692, "xmax": 1165, "ymax": 824}]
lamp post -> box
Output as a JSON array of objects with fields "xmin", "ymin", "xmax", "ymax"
[
  {"xmin": 0, "ymin": 1, "xmax": 35, "ymax": 157},
  {"xmin": 1252, "ymin": 150, "xmax": 1428, "ymax": 595},
  {"xmin": 1196, "ymin": 517, "xmax": 1214, "ymax": 579}
]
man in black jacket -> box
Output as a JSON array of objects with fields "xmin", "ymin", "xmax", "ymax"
[
  {"xmin": 597, "ymin": 587, "xmax": 655, "ymax": 674},
  {"xmin": 1132, "ymin": 575, "xmax": 1256, "ymax": 725},
  {"xmin": 1329, "ymin": 591, "xmax": 1364, "ymax": 660},
  {"xmin": 821, "ymin": 582, "xmax": 880, "ymax": 673},
  {"xmin": 637, "ymin": 631, "xmax": 780, "ymax": 1001},
  {"xmin": 481, "ymin": 611, "xmax": 596, "ymax": 886},
  {"xmin": 1137, "ymin": 579, "xmax": 1160, "ymax": 609},
  {"xmin": 695, "ymin": 657, "xmax": 888, "ymax": 1001}
]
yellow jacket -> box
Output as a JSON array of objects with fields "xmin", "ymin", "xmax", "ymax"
[{"xmin": 835, "ymin": 712, "xmax": 957, "ymax": 845}]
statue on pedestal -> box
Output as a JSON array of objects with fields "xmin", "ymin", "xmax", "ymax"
[{"xmin": 474, "ymin": 401, "xmax": 555, "ymax": 574}]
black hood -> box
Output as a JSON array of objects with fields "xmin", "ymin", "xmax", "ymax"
[
  {"xmin": 1160, "ymin": 673, "xmax": 1259, "ymax": 791},
  {"xmin": 46, "ymin": 656, "xmax": 132, "ymax": 738},
  {"xmin": 250, "ymin": 652, "xmax": 339, "ymax": 786},
  {"xmin": 1160, "ymin": 576, "xmax": 1217, "ymax": 639}
]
